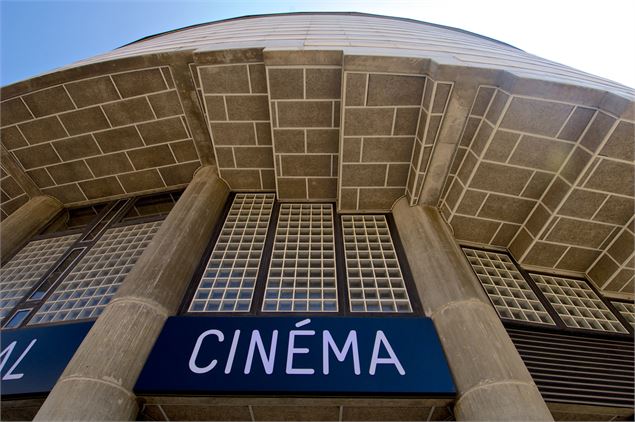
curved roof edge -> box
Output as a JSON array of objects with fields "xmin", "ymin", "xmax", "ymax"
[{"xmin": 119, "ymin": 11, "xmax": 523, "ymax": 51}]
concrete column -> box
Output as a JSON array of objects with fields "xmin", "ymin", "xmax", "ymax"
[
  {"xmin": 1, "ymin": 195, "xmax": 64, "ymax": 263},
  {"xmin": 392, "ymin": 199, "xmax": 553, "ymax": 421},
  {"xmin": 34, "ymin": 166, "xmax": 229, "ymax": 421}
]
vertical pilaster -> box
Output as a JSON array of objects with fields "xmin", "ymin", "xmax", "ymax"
[
  {"xmin": 392, "ymin": 198, "xmax": 553, "ymax": 421},
  {"xmin": 1, "ymin": 195, "xmax": 64, "ymax": 263},
  {"xmin": 34, "ymin": 166, "xmax": 229, "ymax": 421}
]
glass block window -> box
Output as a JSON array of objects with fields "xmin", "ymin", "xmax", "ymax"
[
  {"xmin": 29, "ymin": 221, "xmax": 162, "ymax": 325},
  {"xmin": 463, "ymin": 248, "xmax": 555, "ymax": 325},
  {"xmin": 612, "ymin": 301, "xmax": 635, "ymax": 328},
  {"xmin": 343, "ymin": 215, "xmax": 412, "ymax": 313},
  {"xmin": 531, "ymin": 273, "xmax": 628, "ymax": 334},
  {"xmin": 263, "ymin": 203, "xmax": 337, "ymax": 312},
  {"xmin": 189, "ymin": 193, "xmax": 274, "ymax": 312},
  {"xmin": 0, "ymin": 234, "xmax": 80, "ymax": 318}
]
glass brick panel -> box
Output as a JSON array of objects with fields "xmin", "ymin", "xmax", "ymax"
[
  {"xmin": 531, "ymin": 273, "xmax": 628, "ymax": 333},
  {"xmin": 463, "ymin": 248, "xmax": 555, "ymax": 325},
  {"xmin": 263, "ymin": 203, "xmax": 337, "ymax": 312},
  {"xmin": 612, "ymin": 301, "xmax": 635, "ymax": 328},
  {"xmin": 189, "ymin": 193, "xmax": 274, "ymax": 312},
  {"xmin": 0, "ymin": 234, "xmax": 80, "ymax": 318},
  {"xmin": 29, "ymin": 221, "xmax": 162, "ymax": 325},
  {"xmin": 343, "ymin": 215, "xmax": 412, "ymax": 313}
]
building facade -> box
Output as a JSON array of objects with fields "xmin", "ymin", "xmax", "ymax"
[{"xmin": 0, "ymin": 12, "xmax": 633, "ymax": 421}]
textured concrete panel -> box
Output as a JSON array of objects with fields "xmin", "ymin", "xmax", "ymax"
[
  {"xmin": 23, "ymin": 86, "xmax": 75, "ymax": 117},
  {"xmin": 366, "ymin": 74, "xmax": 425, "ymax": 106},
  {"xmin": 19, "ymin": 116, "xmax": 68, "ymax": 144},
  {"xmin": 52, "ymin": 135, "xmax": 101, "ymax": 160},
  {"xmin": 0, "ymin": 126, "xmax": 28, "ymax": 149},
  {"xmin": 86, "ymin": 152, "xmax": 135, "ymax": 177},
  {"xmin": 500, "ymin": 97, "xmax": 573, "ymax": 137},
  {"xmin": 277, "ymin": 101, "xmax": 333, "ymax": 127},
  {"xmin": 137, "ymin": 117, "xmax": 188, "ymax": 145},
  {"xmin": 344, "ymin": 108, "xmax": 394, "ymax": 136},
  {"xmin": 1, "ymin": 98, "xmax": 34, "ymax": 126},
  {"xmin": 101, "ymin": 97, "xmax": 154, "ymax": 127},
  {"xmin": 112, "ymin": 68, "xmax": 168, "ymax": 97},
  {"xmin": 65, "ymin": 76, "xmax": 120, "ymax": 108},
  {"xmin": 584, "ymin": 160, "xmax": 634, "ymax": 196},
  {"xmin": 93, "ymin": 126, "xmax": 144, "ymax": 153}
]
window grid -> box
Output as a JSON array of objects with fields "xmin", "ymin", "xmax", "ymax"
[
  {"xmin": 531, "ymin": 273, "xmax": 628, "ymax": 334},
  {"xmin": 343, "ymin": 215, "xmax": 412, "ymax": 313},
  {"xmin": 28, "ymin": 221, "xmax": 162, "ymax": 325},
  {"xmin": 263, "ymin": 203, "xmax": 337, "ymax": 312},
  {"xmin": 463, "ymin": 248, "xmax": 555, "ymax": 325},
  {"xmin": 188, "ymin": 193, "xmax": 274, "ymax": 313},
  {"xmin": 612, "ymin": 301, "xmax": 635, "ymax": 328},
  {"xmin": 0, "ymin": 234, "xmax": 80, "ymax": 319}
]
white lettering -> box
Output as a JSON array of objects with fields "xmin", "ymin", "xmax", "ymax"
[
  {"xmin": 0, "ymin": 341, "xmax": 17, "ymax": 372},
  {"xmin": 286, "ymin": 319, "xmax": 315, "ymax": 375},
  {"xmin": 189, "ymin": 329, "xmax": 223, "ymax": 374},
  {"xmin": 322, "ymin": 330, "xmax": 360, "ymax": 375},
  {"xmin": 1, "ymin": 339, "xmax": 37, "ymax": 381},
  {"xmin": 244, "ymin": 330, "xmax": 278, "ymax": 374},
  {"xmin": 369, "ymin": 331, "xmax": 405, "ymax": 375},
  {"xmin": 224, "ymin": 330, "xmax": 241, "ymax": 374}
]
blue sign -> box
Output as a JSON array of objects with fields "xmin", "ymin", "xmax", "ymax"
[
  {"xmin": 0, "ymin": 322, "xmax": 93, "ymax": 397},
  {"xmin": 136, "ymin": 316, "xmax": 455, "ymax": 395}
]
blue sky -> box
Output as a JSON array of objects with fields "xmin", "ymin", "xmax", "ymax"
[{"xmin": 1, "ymin": 0, "xmax": 634, "ymax": 88}]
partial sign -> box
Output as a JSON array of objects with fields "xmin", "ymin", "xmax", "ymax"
[
  {"xmin": 0, "ymin": 322, "xmax": 93, "ymax": 396},
  {"xmin": 136, "ymin": 316, "xmax": 455, "ymax": 395}
]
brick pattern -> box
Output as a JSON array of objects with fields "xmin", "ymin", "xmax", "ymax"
[
  {"xmin": 440, "ymin": 86, "xmax": 635, "ymax": 294},
  {"xmin": 197, "ymin": 62, "xmax": 274, "ymax": 191},
  {"xmin": 0, "ymin": 66, "xmax": 201, "ymax": 206},
  {"xmin": 0, "ymin": 165, "xmax": 28, "ymax": 220},
  {"xmin": 588, "ymin": 216, "xmax": 635, "ymax": 294},
  {"xmin": 406, "ymin": 78, "xmax": 453, "ymax": 205},
  {"xmin": 339, "ymin": 72, "xmax": 424, "ymax": 211},
  {"xmin": 267, "ymin": 66, "xmax": 341, "ymax": 200}
]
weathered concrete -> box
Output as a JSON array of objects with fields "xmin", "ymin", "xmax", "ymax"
[
  {"xmin": 418, "ymin": 79, "xmax": 479, "ymax": 207},
  {"xmin": 1, "ymin": 144, "xmax": 42, "ymax": 198},
  {"xmin": 392, "ymin": 198, "xmax": 553, "ymax": 421},
  {"xmin": 34, "ymin": 165, "xmax": 229, "ymax": 421},
  {"xmin": 0, "ymin": 195, "xmax": 64, "ymax": 263}
]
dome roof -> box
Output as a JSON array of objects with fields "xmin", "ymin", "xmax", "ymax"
[{"xmin": 59, "ymin": 13, "xmax": 633, "ymax": 99}]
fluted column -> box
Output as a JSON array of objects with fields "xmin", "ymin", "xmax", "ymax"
[
  {"xmin": 1, "ymin": 195, "xmax": 64, "ymax": 263},
  {"xmin": 392, "ymin": 199, "xmax": 552, "ymax": 421},
  {"xmin": 35, "ymin": 165, "xmax": 229, "ymax": 421}
]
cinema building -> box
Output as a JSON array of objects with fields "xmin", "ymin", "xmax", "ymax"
[{"xmin": 0, "ymin": 12, "xmax": 633, "ymax": 421}]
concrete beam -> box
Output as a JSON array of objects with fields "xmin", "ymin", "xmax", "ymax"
[
  {"xmin": 1, "ymin": 145, "xmax": 41, "ymax": 198},
  {"xmin": 169, "ymin": 53, "xmax": 217, "ymax": 165}
]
